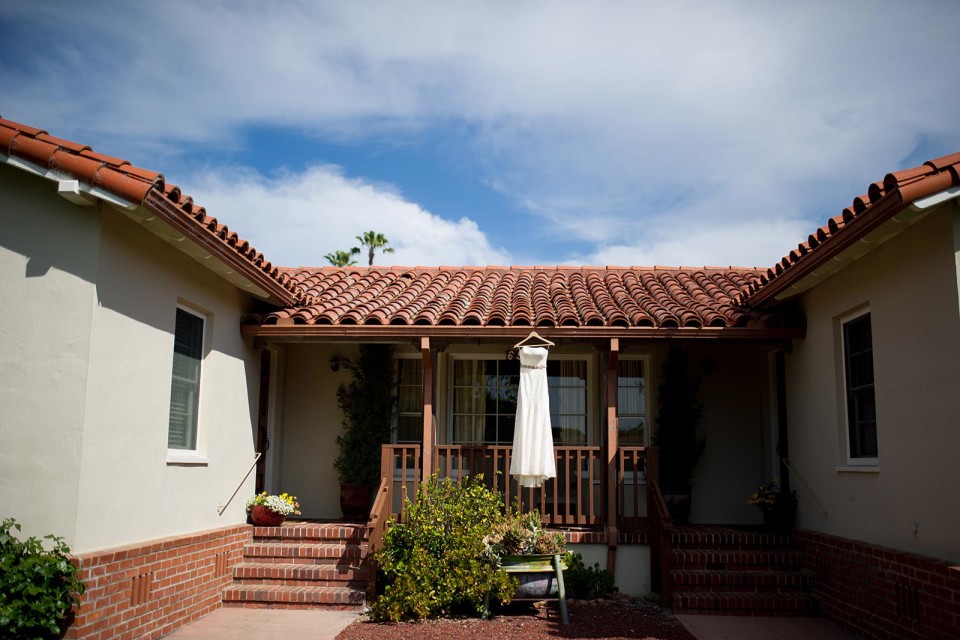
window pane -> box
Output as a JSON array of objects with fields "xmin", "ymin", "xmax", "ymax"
[
  {"xmin": 618, "ymin": 360, "xmax": 644, "ymax": 386},
  {"xmin": 618, "ymin": 417, "xmax": 645, "ymax": 445},
  {"xmin": 397, "ymin": 359, "xmax": 422, "ymax": 385},
  {"xmin": 396, "ymin": 416, "xmax": 421, "ymax": 443},
  {"xmin": 552, "ymin": 416, "xmax": 586, "ymax": 445},
  {"xmin": 168, "ymin": 309, "xmax": 203, "ymax": 450},
  {"xmin": 844, "ymin": 313, "xmax": 877, "ymax": 459}
]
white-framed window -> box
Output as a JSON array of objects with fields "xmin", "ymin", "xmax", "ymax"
[
  {"xmin": 617, "ymin": 356, "xmax": 650, "ymax": 446},
  {"xmin": 167, "ymin": 305, "xmax": 205, "ymax": 452},
  {"xmin": 393, "ymin": 356, "xmax": 423, "ymax": 443},
  {"xmin": 841, "ymin": 309, "xmax": 878, "ymax": 463},
  {"xmin": 449, "ymin": 354, "xmax": 589, "ymax": 445}
]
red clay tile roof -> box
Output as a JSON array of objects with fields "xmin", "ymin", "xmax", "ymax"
[
  {"xmin": 741, "ymin": 151, "xmax": 960, "ymax": 306},
  {"xmin": 0, "ymin": 116, "xmax": 306, "ymax": 306},
  {"xmin": 246, "ymin": 265, "xmax": 779, "ymax": 329}
]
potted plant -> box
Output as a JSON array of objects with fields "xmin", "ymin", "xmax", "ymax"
[
  {"xmin": 483, "ymin": 503, "xmax": 567, "ymax": 599},
  {"xmin": 747, "ymin": 480, "xmax": 798, "ymax": 532},
  {"xmin": 334, "ymin": 344, "xmax": 395, "ymax": 518},
  {"xmin": 652, "ymin": 346, "xmax": 705, "ymax": 523},
  {"xmin": 246, "ymin": 492, "xmax": 301, "ymax": 527}
]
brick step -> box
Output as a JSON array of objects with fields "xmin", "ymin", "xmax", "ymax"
[
  {"xmin": 671, "ymin": 569, "xmax": 809, "ymax": 592},
  {"xmin": 252, "ymin": 522, "xmax": 369, "ymax": 544},
  {"xmin": 671, "ymin": 526, "xmax": 791, "ymax": 550},
  {"xmin": 671, "ymin": 549, "xmax": 801, "ymax": 571},
  {"xmin": 672, "ymin": 590, "xmax": 820, "ymax": 616},
  {"xmin": 242, "ymin": 542, "xmax": 366, "ymax": 564},
  {"xmin": 223, "ymin": 584, "xmax": 366, "ymax": 609},
  {"xmin": 233, "ymin": 562, "xmax": 372, "ymax": 586}
]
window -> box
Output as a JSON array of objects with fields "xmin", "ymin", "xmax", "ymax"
[
  {"xmin": 450, "ymin": 356, "xmax": 588, "ymax": 445},
  {"xmin": 168, "ymin": 307, "xmax": 204, "ymax": 451},
  {"xmin": 617, "ymin": 358, "xmax": 648, "ymax": 445},
  {"xmin": 843, "ymin": 312, "xmax": 877, "ymax": 461},
  {"xmin": 394, "ymin": 358, "xmax": 423, "ymax": 443}
]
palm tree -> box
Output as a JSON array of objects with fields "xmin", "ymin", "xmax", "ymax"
[
  {"xmin": 353, "ymin": 230, "xmax": 394, "ymax": 266},
  {"xmin": 324, "ymin": 248, "xmax": 360, "ymax": 267}
]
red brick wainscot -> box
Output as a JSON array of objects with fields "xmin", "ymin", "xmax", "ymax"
[
  {"xmin": 65, "ymin": 524, "xmax": 251, "ymax": 640},
  {"xmin": 795, "ymin": 530, "xmax": 960, "ymax": 640}
]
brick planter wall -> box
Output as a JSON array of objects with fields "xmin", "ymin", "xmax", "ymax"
[
  {"xmin": 65, "ymin": 524, "xmax": 251, "ymax": 640},
  {"xmin": 795, "ymin": 530, "xmax": 960, "ymax": 640}
]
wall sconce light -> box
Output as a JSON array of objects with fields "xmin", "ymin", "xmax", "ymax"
[{"xmin": 328, "ymin": 356, "xmax": 342, "ymax": 372}]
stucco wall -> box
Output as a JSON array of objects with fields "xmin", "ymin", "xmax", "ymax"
[
  {"xmin": 681, "ymin": 343, "xmax": 772, "ymax": 525},
  {"xmin": 73, "ymin": 211, "xmax": 259, "ymax": 552},
  {"xmin": 0, "ymin": 163, "xmax": 100, "ymax": 543},
  {"xmin": 279, "ymin": 343, "xmax": 360, "ymax": 519},
  {"xmin": 785, "ymin": 205, "xmax": 960, "ymax": 562}
]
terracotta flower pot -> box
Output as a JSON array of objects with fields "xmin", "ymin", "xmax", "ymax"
[
  {"xmin": 249, "ymin": 504, "xmax": 285, "ymax": 527},
  {"xmin": 339, "ymin": 483, "xmax": 371, "ymax": 519}
]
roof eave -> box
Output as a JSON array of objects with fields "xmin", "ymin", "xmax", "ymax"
[{"xmin": 142, "ymin": 190, "xmax": 300, "ymax": 307}]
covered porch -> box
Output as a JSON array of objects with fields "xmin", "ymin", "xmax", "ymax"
[{"xmin": 240, "ymin": 266, "xmax": 805, "ymax": 594}]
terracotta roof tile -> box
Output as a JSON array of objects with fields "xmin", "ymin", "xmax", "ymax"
[
  {"xmin": 0, "ymin": 116, "xmax": 305, "ymax": 305},
  {"xmin": 741, "ymin": 151, "xmax": 960, "ymax": 305},
  {"xmin": 250, "ymin": 266, "xmax": 773, "ymax": 329}
]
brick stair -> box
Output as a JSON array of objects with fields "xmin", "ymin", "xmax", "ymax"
[
  {"xmin": 223, "ymin": 521, "xmax": 372, "ymax": 610},
  {"xmin": 669, "ymin": 525, "xmax": 819, "ymax": 616}
]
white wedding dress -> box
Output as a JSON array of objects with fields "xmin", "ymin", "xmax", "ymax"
[{"xmin": 510, "ymin": 346, "xmax": 556, "ymax": 487}]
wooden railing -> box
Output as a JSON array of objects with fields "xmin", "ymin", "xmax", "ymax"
[
  {"xmin": 380, "ymin": 444, "xmax": 665, "ymax": 530},
  {"xmin": 366, "ymin": 476, "xmax": 391, "ymax": 554},
  {"xmin": 433, "ymin": 445, "xmax": 605, "ymax": 527},
  {"xmin": 641, "ymin": 447, "xmax": 673, "ymax": 604}
]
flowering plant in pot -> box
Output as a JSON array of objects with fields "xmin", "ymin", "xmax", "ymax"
[
  {"xmin": 246, "ymin": 492, "xmax": 301, "ymax": 527},
  {"xmin": 747, "ymin": 480, "xmax": 797, "ymax": 532}
]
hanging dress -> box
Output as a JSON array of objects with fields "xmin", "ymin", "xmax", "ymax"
[{"xmin": 510, "ymin": 345, "xmax": 556, "ymax": 488}]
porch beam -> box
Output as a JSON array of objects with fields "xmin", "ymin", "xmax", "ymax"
[
  {"xmin": 421, "ymin": 337, "xmax": 433, "ymax": 478},
  {"xmin": 241, "ymin": 324, "xmax": 805, "ymax": 342},
  {"xmin": 605, "ymin": 338, "xmax": 619, "ymax": 575}
]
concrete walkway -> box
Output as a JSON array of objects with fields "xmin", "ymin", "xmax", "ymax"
[
  {"xmin": 162, "ymin": 607, "xmax": 859, "ymax": 640},
  {"xmin": 162, "ymin": 608, "xmax": 359, "ymax": 640},
  {"xmin": 677, "ymin": 614, "xmax": 856, "ymax": 640}
]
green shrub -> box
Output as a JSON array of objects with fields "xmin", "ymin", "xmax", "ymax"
[
  {"xmin": 563, "ymin": 552, "xmax": 617, "ymax": 600},
  {"xmin": 0, "ymin": 517, "xmax": 86, "ymax": 639},
  {"xmin": 371, "ymin": 475, "xmax": 517, "ymax": 621}
]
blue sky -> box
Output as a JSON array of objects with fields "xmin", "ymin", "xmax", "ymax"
[{"xmin": 3, "ymin": 1, "xmax": 960, "ymax": 268}]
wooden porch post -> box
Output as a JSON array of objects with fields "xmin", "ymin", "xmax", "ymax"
[
  {"xmin": 605, "ymin": 338, "xmax": 619, "ymax": 575},
  {"xmin": 254, "ymin": 347, "xmax": 271, "ymax": 494},
  {"xmin": 421, "ymin": 337, "xmax": 433, "ymax": 479}
]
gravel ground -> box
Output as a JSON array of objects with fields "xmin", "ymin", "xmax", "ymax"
[{"xmin": 335, "ymin": 597, "xmax": 696, "ymax": 640}]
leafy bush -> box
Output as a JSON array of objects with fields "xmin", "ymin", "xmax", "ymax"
[
  {"xmin": 0, "ymin": 518, "xmax": 86, "ymax": 639},
  {"xmin": 371, "ymin": 475, "xmax": 517, "ymax": 621},
  {"xmin": 563, "ymin": 552, "xmax": 618, "ymax": 600}
]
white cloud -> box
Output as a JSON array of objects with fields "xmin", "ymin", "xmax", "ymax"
[
  {"xmin": 3, "ymin": 1, "xmax": 960, "ymax": 267},
  {"xmin": 189, "ymin": 165, "xmax": 511, "ymax": 268}
]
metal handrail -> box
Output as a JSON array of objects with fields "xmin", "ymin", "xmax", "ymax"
[
  {"xmin": 218, "ymin": 452, "xmax": 262, "ymax": 515},
  {"xmin": 782, "ymin": 457, "xmax": 828, "ymax": 517}
]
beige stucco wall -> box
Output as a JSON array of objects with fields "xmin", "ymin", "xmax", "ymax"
[
  {"xmin": 0, "ymin": 164, "xmax": 100, "ymax": 543},
  {"xmin": 785, "ymin": 204, "xmax": 960, "ymax": 562},
  {"xmin": 0, "ymin": 163, "xmax": 261, "ymax": 552},
  {"xmin": 72, "ymin": 211, "xmax": 259, "ymax": 551},
  {"xmin": 278, "ymin": 343, "xmax": 361, "ymax": 519},
  {"xmin": 680, "ymin": 343, "xmax": 772, "ymax": 525}
]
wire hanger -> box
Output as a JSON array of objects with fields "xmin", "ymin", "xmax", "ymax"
[{"xmin": 513, "ymin": 331, "xmax": 555, "ymax": 349}]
